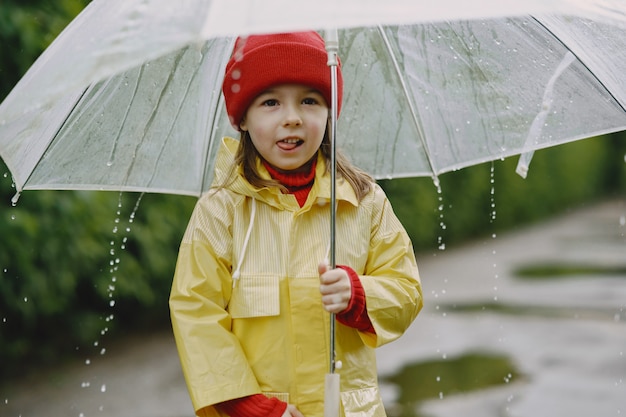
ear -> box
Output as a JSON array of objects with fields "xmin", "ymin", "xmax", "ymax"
[{"xmin": 239, "ymin": 116, "xmax": 247, "ymax": 132}]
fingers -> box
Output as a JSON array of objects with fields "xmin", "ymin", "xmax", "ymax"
[
  {"xmin": 319, "ymin": 263, "xmax": 352, "ymax": 313},
  {"xmin": 318, "ymin": 261, "xmax": 329, "ymax": 276}
]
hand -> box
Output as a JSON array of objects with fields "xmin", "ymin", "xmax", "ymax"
[
  {"xmin": 318, "ymin": 262, "xmax": 352, "ymax": 314},
  {"xmin": 282, "ymin": 404, "xmax": 305, "ymax": 417}
]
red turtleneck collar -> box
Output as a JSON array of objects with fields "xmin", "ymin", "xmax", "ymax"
[{"xmin": 263, "ymin": 159, "xmax": 317, "ymax": 207}]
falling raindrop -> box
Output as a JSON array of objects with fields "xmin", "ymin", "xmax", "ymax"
[
  {"xmin": 100, "ymin": 384, "xmax": 106, "ymax": 393},
  {"xmin": 435, "ymin": 182, "xmax": 447, "ymax": 251}
]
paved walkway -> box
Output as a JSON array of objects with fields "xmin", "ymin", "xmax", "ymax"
[{"xmin": 3, "ymin": 198, "xmax": 626, "ymax": 417}]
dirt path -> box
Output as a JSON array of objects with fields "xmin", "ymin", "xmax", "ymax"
[{"xmin": 3, "ymin": 198, "xmax": 625, "ymax": 417}]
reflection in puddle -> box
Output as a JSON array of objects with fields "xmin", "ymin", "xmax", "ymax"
[
  {"xmin": 382, "ymin": 352, "xmax": 521, "ymax": 417},
  {"xmin": 514, "ymin": 263, "xmax": 626, "ymax": 279}
]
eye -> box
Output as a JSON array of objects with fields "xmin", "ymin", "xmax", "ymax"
[
  {"xmin": 302, "ymin": 97, "xmax": 320, "ymax": 105},
  {"xmin": 261, "ymin": 98, "xmax": 279, "ymax": 107}
]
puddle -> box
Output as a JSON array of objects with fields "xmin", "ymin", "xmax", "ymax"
[
  {"xmin": 440, "ymin": 301, "xmax": 620, "ymax": 321},
  {"xmin": 514, "ymin": 263, "xmax": 626, "ymax": 279},
  {"xmin": 382, "ymin": 352, "xmax": 521, "ymax": 417}
]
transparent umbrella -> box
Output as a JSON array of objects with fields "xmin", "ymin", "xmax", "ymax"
[{"xmin": 1, "ymin": 0, "xmax": 625, "ymax": 203}]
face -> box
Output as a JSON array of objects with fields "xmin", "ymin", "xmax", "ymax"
[{"xmin": 240, "ymin": 83, "xmax": 329, "ymax": 173}]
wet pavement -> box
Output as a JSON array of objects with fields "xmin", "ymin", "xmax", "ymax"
[{"xmin": 3, "ymin": 198, "xmax": 626, "ymax": 417}]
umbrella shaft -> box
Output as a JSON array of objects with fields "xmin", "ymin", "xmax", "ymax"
[{"xmin": 327, "ymin": 31, "xmax": 339, "ymax": 375}]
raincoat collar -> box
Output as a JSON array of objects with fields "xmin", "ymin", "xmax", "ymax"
[{"xmin": 213, "ymin": 137, "xmax": 359, "ymax": 210}]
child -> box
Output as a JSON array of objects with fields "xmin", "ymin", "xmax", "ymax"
[{"xmin": 170, "ymin": 31, "xmax": 423, "ymax": 417}]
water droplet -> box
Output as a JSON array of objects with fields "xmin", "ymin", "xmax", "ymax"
[
  {"xmin": 100, "ymin": 384, "xmax": 106, "ymax": 393},
  {"xmin": 109, "ymin": 300, "xmax": 116, "ymax": 307},
  {"xmin": 85, "ymin": 359, "xmax": 91, "ymax": 365},
  {"xmin": 81, "ymin": 381, "xmax": 90, "ymax": 388}
]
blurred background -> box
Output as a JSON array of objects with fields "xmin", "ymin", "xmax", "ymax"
[{"xmin": 0, "ymin": 2, "xmax": 625, "ymax": 416}]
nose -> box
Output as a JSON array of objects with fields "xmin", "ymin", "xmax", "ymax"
[{"xmin": 282, "ymin": 102, "xmax": 302, "ymax": 126}]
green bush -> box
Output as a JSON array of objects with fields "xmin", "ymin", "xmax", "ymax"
[
  {"xmin": 0, "ymin": 173, "xmax": 195, "ymax": 379},
  {"xmin": 381, "ymin": 132, "xmax": 625, "ymax": 250}
]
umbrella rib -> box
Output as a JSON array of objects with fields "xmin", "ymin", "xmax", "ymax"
[
  {"xmin": 144, "ymin": 48, "xmax": 199, "ymax": 191},
  {"xmin": 531, "ymin": 16, "xmax": 626, "ymax": 115},
  {"xmin": 377, "ymin": 25, "xmax": 440, "ymax": 183}
]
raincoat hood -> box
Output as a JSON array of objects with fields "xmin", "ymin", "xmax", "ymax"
[{"xmin": 212, "ymin": 136, "xmax": 358, "ymax": 210}]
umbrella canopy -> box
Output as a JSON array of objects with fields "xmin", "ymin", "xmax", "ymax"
[{"xmin": 1, "ymin": 0, "xmax": 626, "ymax": 199}]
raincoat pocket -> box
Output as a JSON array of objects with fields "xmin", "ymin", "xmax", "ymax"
[
  {"xmin": 341, "ymin": 386, "xmax": 386, "ymax": 417},
  {"xmin": 228, "ymin": 274, "xmax": 280, "ymax": 318}
]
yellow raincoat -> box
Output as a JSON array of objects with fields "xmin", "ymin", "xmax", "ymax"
[{"xmin": 170, "ymin": 137, "xmax": 422, "ymax": 417}]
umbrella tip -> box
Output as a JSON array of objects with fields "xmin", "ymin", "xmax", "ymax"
[
  {"xmin": 11, "ymin": 191, "xmax": 20, "ymax": 206},
  {"xmin": 515, "ymin": 164, "xmax": 529, "ymax": 179}
]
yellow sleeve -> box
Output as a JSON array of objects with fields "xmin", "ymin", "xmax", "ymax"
[
  {"xmin": 360, "ymin": 184, "xmax": 423, "ymax": 348},
  {"xmin": 169, "ymin": 192, "xmax": 260, "ymax": 413}
]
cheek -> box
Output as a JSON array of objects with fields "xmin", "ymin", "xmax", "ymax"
[
  {"xmin": 312, "ymin": 117, "xmax": 328, "ymax": 140},
  {"xmin": 247, "ymin": 125, "xmax": 271, "ymax": 146}
]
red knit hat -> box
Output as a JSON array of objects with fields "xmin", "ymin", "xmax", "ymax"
[{"xmin": 222, "ymin": 31, "xmax": 343, "ymax": 129}]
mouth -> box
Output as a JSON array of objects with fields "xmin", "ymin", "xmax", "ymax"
[{"xmin": 277, "ymin": 137, "xmax": 304, "ymax": 151}]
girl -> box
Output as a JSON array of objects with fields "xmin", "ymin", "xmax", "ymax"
[{"xmin": 170, "ymin": 32, "xmax": 423, "ymax": 417}]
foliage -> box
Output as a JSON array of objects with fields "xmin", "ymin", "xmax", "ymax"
[
  {"xmin": 381, "ymin": 132, "xmax": 626, "ymax": 250},
  {"xmin": 0, "ymin": 172, "xmax": 195, "ymax": 378}
]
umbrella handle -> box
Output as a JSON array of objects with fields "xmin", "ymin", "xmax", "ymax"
[{"xmin": 324, "ymin": 373, "xmax": 341, "ymax": 417}]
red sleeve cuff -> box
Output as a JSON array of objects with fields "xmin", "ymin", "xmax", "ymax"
[
  {"xmin": 336, "ymin": 265, "xmax": 376, "ymax": 333},
  {"xmin": 215, "ymin": 394, "xmax": 287, "ymax": 417}
]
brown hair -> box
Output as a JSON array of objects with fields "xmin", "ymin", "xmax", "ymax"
[{"xmin": 219, "ymin": 121, "xmax": 373, "ymax": 202}]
